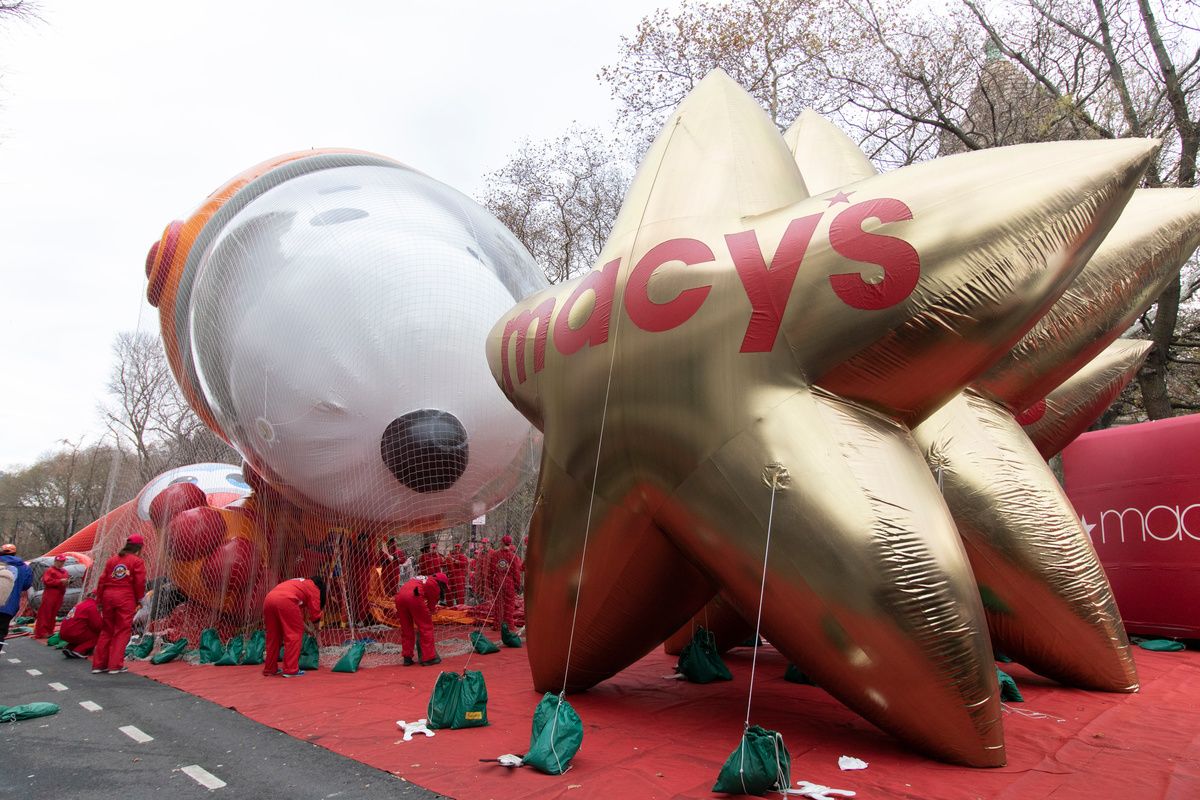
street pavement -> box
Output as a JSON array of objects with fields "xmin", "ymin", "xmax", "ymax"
[{"xmin": 0, "ymin": 634, "xmax": 444, "ymax": 799}]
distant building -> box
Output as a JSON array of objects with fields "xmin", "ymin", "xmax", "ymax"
[{"xmin": 939, "ymin": 40, "xmax": 1096, "ymax": 155}]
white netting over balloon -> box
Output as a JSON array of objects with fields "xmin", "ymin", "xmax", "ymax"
[{"xmin": 96, "ymin": 152, "xmax": 547, "ymax": 667}]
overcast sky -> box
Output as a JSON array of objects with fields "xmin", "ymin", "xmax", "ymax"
[{"xmin": 0, "ymin": 0, "xmax": 673, "ymax": 469}]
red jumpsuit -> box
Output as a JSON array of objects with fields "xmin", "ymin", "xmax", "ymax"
[
  {"xmin": 416, "ymin": 548, "xmax": 444, "ymax": 578},
  {"xmin": 59, "ymin": 597, "xmax": 101, "ymax": 655},
  {"xmin": 446, "ymin": 549, "xmax": 468, "ymax": 606},
  {"xmin": 394, "ymin": 576, "xmax": 442, "ymax": 662},
  {"xmin": 380, "ymin": 546, "xmax": 406, "ymax": 596},
  {"xmin": 34, "ymin": 565, "xmax": 70, "ymax": 639},
  {"xmin": 471, "ymin": 545, "xmax": 491, "ymax": 603},
  {"xmin": 344, "ymin": 534, "xmax": 374, "ymax": 625},
  {"xmin": 486, "ymin": 546, "xmax": 523, "ymax": 630},
  {"xmin": 263, "ymin": 578, "xmax": 322, "ymax": 676},
  {"xmin": 91, "ymin": 553, "xmax": 146, "ymax": 671}
]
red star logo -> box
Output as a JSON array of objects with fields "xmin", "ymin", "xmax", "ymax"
[{"xmin": 826, "ymin": 190, "xmax": 853, "ymax": 206}]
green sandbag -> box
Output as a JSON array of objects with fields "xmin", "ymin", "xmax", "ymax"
[
  {"xmin": 151, "ymin": 638, "xmax": 189, "ymax": 664},
  {"xmin": 677, "ymin": 627, "xmax": 733, "ymax": 684},
  {"xmin": 242, "ymin": 630, "xmax": 265, "ymax": 665},
  {"xmin": 0, "ymin": 702, "xmax": 60, "ymax": 722},
  {"xmin": 13, "ymin": 616, "xmax": 34, "ymax": 625},
  {"xmin": 299, "ymin": 633, "xmax": 320, "ymax": 670},
  {"xmin": 996, "ymin": 667, "xmax": 1023, "ymax": 702},
  {"xmin": 198, "ymin": 628, "xmax": 224, "ymax": 664},
  {"xmin": 134, "ymin": 635, "xmax": 156, "ymax": 660},
  {"xmin": 1132, "ymin": 637, "xmax": 1185, "ymax": 652},
  {"xmin": 524, "ymin": 693, "xmax": 583, "ymax": 775},
  {"xmin": 427, "ymin": 669, "xmax": 489, "ymax": 729},
  {"xmin": 332, "ymin": 642, "xmax": 366, "ymax": 673},
  {"xmin": 500, "ymin": 622, "xmax": 523, "ymax": 648},
  {"xmin": 46, "ymin": 633, "xmax": 62, "ymax": 647},
  {"xmin": 712, "ymin": 726, "xmax": 791, "ymax": 796},
  {"xmin": 470, "ymin": 630, "xmax": 500, "ymax": 654},
  {"xmin": 214, "ymin": 635, "xmax": 245, "ymax": 666},
  {"xmin": 783, "ymin": 664, "xmax": 814, "ymax": 685},
  {"xmin": 127, "ymin": 635, "xmax": 155, "ymax": 660}
]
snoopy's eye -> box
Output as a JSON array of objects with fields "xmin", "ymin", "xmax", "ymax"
[
  {"xmin": 226, "ymin": 473, "xmax": 249, "ymax": 489},
  {"xmin": 169, "ymin": 476, "xmax": 199, "ymax": 485}
]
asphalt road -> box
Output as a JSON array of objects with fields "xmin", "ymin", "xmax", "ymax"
[{"xmin": 0, "ymin": 635, "xmax": 444, "ymax": 799}]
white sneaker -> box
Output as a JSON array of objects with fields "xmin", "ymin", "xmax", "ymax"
[
  {"xmin": 108, "ymin": 667, "xmax": 128, "ymax": 674},
  {"xmin": 91, "ymin": 669, "xmax": 103, "ymax": 674}
]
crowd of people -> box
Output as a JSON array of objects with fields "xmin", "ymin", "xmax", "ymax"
[
  {"xmin": 1, "ymin": 528, "xmax": 526, "ymax": 679},
  {"xmin": 0, "ymin": 539, "xmax": 141, "ymax": 668}
]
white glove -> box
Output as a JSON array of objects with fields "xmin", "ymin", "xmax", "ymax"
[
  {"xmin": 497, "ymin": 754, "xmax": 524, "ymax": 768},
  {"xmin": 837, "ymin": 755, "xmax": 868, "ymax": 771},
  {"xmin": 396, "ymin": 718, "xmax": 435, "ymax": 741},
  {"xmin": 790, "ymin": 780, "xmax": 856, "ymax": 799}
]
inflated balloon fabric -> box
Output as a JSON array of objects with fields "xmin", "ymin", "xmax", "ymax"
[
  {"xmin": 488, "ymin": 70, "xmax": 1159, "ymax": 766},
  {"xmin": 131, "ymin": 150, "xmax": 546, "ymax": 642}
]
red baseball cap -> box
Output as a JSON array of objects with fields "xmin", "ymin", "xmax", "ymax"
[
  {"xmin": 53, "ymin": 555, "xmax": 67, "ymax": 562},
  {"xmin": 127, "ymin": 534, "xmax": 145, "ymax": 545},
  {"xmin": 501, "ymin": 535, "xmax": 513, "ymax": 546},
  {"xmin": 1, "ymin": 543, "xmax": 15, "ymax": 554},
  {"xmin": 434, "ymin": 571, "xmax": 448, "ymax": 585}
]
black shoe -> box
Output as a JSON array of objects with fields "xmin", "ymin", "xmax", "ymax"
[
  {"xmin": 419, "ymin": 656, "xmax": 441, "ymax": 667},
  {"xmin": 402, "ymin": 657, "xmax": 415, "ymax": 666},
  {"xmin": 63, "ymin": 649, "xmax": 84, "ymax": 659}
]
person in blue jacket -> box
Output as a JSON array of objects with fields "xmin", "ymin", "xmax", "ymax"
[{"xmin": 1, "ymin": 543, "xmax": 34, "ymax": 654}]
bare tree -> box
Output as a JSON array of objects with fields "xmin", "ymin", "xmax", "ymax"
[
  {"xmin": 481, "ymin": 127, "xmax": 632, "ymax": 284},
  {"xmin": 824, "ymin": 0, "xmax": 1200, "ymax": 419},
  {"xmin": 101, "ymin": 331, "xmax": 239, "ymax": 482},
  {"xmin": 0, "ymin": 438, "xmax": 133, "ymax": 556},
  {"xmin": 599, "ymin": 0, "xmax": 835, "ymax": 139}
]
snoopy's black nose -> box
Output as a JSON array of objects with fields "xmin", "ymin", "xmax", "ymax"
[{"xmin": 380, "ymin": 410, "xmax": 469, "ymax": 493}]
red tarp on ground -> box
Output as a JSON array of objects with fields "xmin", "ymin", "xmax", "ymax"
[{"xmin": 127, "ymin": 643, "xmax": 1200, "ymax": 799}]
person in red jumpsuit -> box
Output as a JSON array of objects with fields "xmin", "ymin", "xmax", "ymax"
[
  {"xmin": 416, "ymin": 543, "xmax": 444, "ymax": 579},
  {"xmin": 380, "ymin": 537, "xmax": 406, "ymax": 596},
  {"xmin": 470, "ymin": 539, "xmax": 491, "ymax": 605},
  {"xmin": 59, "ymin": 592, "xmax": 101, "ymax": 657},
  {"xmin": 487, "ymin": 535, "xmax": 524, "ymax": 631},
  {"xmin": 34, "ymin": 555, "xmax": 70, "ymax": 639},
  {"xmin": 446, "ymin": 543, "xmax": 468, "ymax": 606},
  {"xmin": 394, "ymin": 572, "xmax": 448, "ymax": 666},
  {"xmin": 91, "ymin": 535, "xmax": 147, "ymax": 674},
  {"xmin": 344, "ymin": 531, "xmax": 375, "ymax": 626},
  {"xmin": 262, "ymin": 576, "xmax": 325, "ymax": 677}
]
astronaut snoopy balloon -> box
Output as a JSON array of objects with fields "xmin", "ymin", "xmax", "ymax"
[{"xmin": 146, "ymin": 151, "xmax": 546, "ymax": 530}]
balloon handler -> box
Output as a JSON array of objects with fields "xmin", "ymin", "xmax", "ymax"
[
  {"xmin": 486, "ymin": 536, "xmax": 523, "ymax": 632},
  {"xmin": 33, "ymin": 555, "xmax": 70, "ymax": 639},
  {"xmin": 59, "ymin": 592, "xmax": 101, "ymax": 658},
  {"xmin": 91, "ymin": 534, "xmax": 147, "ymax": 674},
  {"xmin": 262, "ymin": 576, "xmax": 326, "ymax": 678},
  {"xmin": 395, "ymin": 572, "xmax": 449, "ymax": 666}
]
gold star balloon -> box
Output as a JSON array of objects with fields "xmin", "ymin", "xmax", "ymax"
[
  {"xmin": 1018, "ymin": 339, "xmax": 1153, "ymax": 459},
  {"xmin": 914, "ymin": 189, "xmax": 1200, "ymax": 692},
  {"xmin": 487, "ymin": 71, "xmax": 1156, "ymax": 766},
  {"xmin": 787, "ymin": 109, "xmax": 1200, "ymax": 692}
]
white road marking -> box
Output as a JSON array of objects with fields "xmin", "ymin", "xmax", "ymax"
[
  {"xmin": 79, "ymin": 700, "xmax": 102, "ymax": 712},
  {"xmin": 8, "ymin": 658, "xmax": 21, "ymax": 663},
  {"xmin": 25, "ymin": 668, "xmax": 42, "ymax": 676},
  {"xmin": 48, "ymin": 682, "xmax": 68, "ymax": 691},
  {"xmin": 181, "ymin": 765, "xmax": 226, "ymax": 790},
  {"xmin": 119, "ymin": 725, "xmax": 154, "ymax": 743}
]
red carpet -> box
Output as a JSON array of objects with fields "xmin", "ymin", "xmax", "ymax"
[{"xmin": 129, "ymin": 645, "xmax": 1200, "ymax": 799}]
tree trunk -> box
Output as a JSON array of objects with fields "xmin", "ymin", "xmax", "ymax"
[{"xmin": 1137, "ymin": 276, "xmax": 1180, "ymax": 419}]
